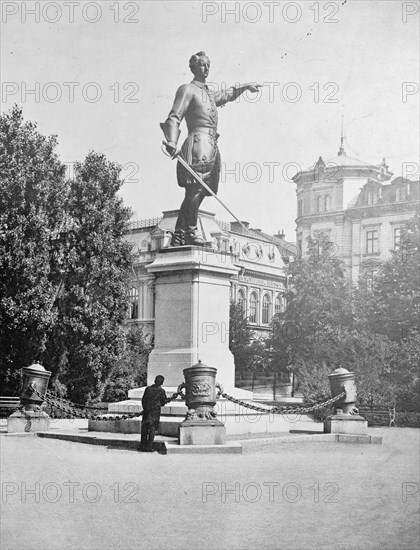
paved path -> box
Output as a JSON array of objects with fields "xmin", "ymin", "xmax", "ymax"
[{"xmin": 1, "ymin": 428, "xmax": 419, "ymax": 550}]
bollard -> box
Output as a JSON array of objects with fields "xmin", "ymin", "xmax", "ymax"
[
  {"xmin": 20, "ymin": 363, "xmax": 52, "ymax": 411},
  {"xmin": 178, "ymin": 360, "xmax": 226, "ymax": 445},
  {"xmin": 325, "ymin": 367, "xmax": 368, "ymax": 435},
  {"xmin": 182, "ymin": 360, "xmax": 220, "ymax": 420},
  {"xmin": 328, "ymin": 366, "xmax": 358, "ymax": 415},
  {"xmin": 7, "ymin": 362, "xmax": 52, "ymax": 433}
]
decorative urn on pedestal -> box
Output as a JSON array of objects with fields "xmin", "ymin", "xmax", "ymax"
[
  {"xmin": 7, "ymin": 362, "xmax": 52, "ymax": 433},
  {"xmin": 178, "ymin": 360, "xmax": 226, "ymax": 445},
  {"xmin": 324, "ymin": 367, "xmax": 368, "ymax": 435}
]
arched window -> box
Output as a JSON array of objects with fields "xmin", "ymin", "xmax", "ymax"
[
  {"xmin": 324, "ymin": 195, "xmax": 330, "ymax": 211},
  {"xmin": 274, "ymin": 295, "xmax": 284, "ymax": 316},
  {"xmin": 249, "ymin": 292, "xmax": 258, "ymax": 323},
  {"xmin": 262, "ymin": 294, "xmax": 272, "ymax": 324},
  {"xmin": 237, "ymin": 288, "xmax": 246, "ymax": 316},
  {"xmin": 129, "ymin": 287, "xmax": 139, "ymax": 320}
]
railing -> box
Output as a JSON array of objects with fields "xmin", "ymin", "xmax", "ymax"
[{"xmin": 128, "ymin": 218, "xmax": 162, "ymax": 230}]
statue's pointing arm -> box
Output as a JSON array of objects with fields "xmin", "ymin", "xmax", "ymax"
[
  {"xmin": 161, "ymin": 85, "xmax": 192, "ymax": 150},
  {"xmin": 214, "ymin": 83, "xmax": 262, "ymax": 107}
]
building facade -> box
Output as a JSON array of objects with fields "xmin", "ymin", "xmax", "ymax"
[
  {"xmin": 126, "ymin": 209, "xmax": 295, "ymax": 339},
  {"xmin": 293, "ymin": 139, "xmax": 419, "ymax": 281}
]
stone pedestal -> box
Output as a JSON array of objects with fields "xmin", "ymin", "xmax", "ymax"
[
  {"xmin": 179, "ymin": 420, "xmax": 226, "ymax": 446},
  {"xmin": 324, "ymin": 414, "xmax": 368, "ymax": 435},
  {"xmin": 146, "ymin": 246, "xmax": 239, "ymax": 389},
  {"xmin": 7, "ymin": 410, "xmax": 50, "ymax": 433}
]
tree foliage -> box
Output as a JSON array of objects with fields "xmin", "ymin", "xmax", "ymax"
[
  {"xmin": 229, "ymin": 300, "xmax": 254, "ymax": 373},
  {"xmin": 269, "ymin": 230, "xmax": 419, "ymax": 410},
  {"xmin": 0, "ymin": 106, "xmax": 67, "ymax": 391},
  {"xmin": 355, "ymin": 212, "xmax": 420, "ymax": 340},
  {"xmin": 269, "ymin": 234, "xmax": 353, "ymax": 374},
  {"xmin": 229, "ymin": 300, "xmax": 270, "ymax": 379},
  {"xmin": 0, "ymin": 107, "xmax": 146, "ymax": 403}
]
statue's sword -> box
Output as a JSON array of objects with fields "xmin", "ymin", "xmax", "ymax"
[{"xmin": 161, "ymin": 141, "xmax": 252, "ymax": 236}]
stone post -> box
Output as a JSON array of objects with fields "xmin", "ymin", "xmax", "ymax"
[
  {"xmin": 7, "ymin": 363, "xmax": 52, "ymax": 433},
  {"xmin": 178, "ymin": 361, "xmax": 226, "ymax": 445},
  {"xmin": 324, "ymin": 367, "xmax": 368, "ymax": 435}
]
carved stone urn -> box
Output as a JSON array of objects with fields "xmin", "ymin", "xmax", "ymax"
[
  {"xmin": 328, "ymin": 366, "xmax": 359, "ymax": 415},
  {"xmin": 20, "ymin": 363, "xmax": 52, "ymax": 412},
  {"xmin": 182, "ymin": 360, "xmax": 220, "ymax": 420},
  {"xmin": 178, "ymin": 360, "xmax": 226, "ymax": 445}
]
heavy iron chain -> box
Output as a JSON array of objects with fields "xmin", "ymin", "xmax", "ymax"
[
  {"xmin": 217, "ymin": 390, "xmax": 347, "ymax": 415},
  {"xmin": 31, "ymin": 385, "xmax": 179, "ymax": 421},
  {"xmin": 32, "ymin": 385, "xmax": 346, "ymax": 420},
  {"xmin": 46, "ymin": 391, "xmax": 106, "ymax": 411}
]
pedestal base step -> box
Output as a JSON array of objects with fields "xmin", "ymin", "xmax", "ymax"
[
  {"xmin": 34, "ymin": 430, "xmax": 381, "ymax": 451},
  {"xmin": 324, "ymin": 414, "xmax": 368, "ymax": 435},
  {"xmin": 36, "ymin": 431, "xmax": 242, "ymax": 453},
  {"xmin": 89, "ymin": 410, "xmax": 324, "ymax": 436},
  {"xmin": 7, "ymin": 411, "xmax": 50, "ymax": 433},
  {"xmin": 165, "ymin": 442, "xmax": 242, "ymax": 454},
  {"xmin": 179, "ymin": 421, "xmax": 226, "ymax": 446}
]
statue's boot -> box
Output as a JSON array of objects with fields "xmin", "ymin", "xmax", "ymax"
[
  {"xmin": 185, "ymin": 228, "xmax": 206, "ymax": 246},
  {"xmin": 170, "ymin": 229, "xmax": 185, "ymax": 247}
]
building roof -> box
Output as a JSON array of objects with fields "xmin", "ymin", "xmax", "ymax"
[{"xmin": 323, "ymin": 153, "xmax": 373, "ymax": 168}]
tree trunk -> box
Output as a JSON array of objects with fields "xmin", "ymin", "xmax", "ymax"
[{"xmin": 273, "ymin": 371, "xmax": 277, "ymax": 401}]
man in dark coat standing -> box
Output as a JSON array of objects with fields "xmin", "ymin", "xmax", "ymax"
[{"xmin": 140, "ymin": 375, "xmax": 175, "ymax": 452}]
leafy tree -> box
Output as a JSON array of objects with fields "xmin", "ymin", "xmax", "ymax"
[
  {"xmin": 229, "ymin": 301, "xmax": 270, "ymax": 390},
  {"xmin": 293, "ymin": 327, "xmax": 401, "ymax": 406},
  {"xmin": 269, "ymin": 229, "xmax": 419, "ymax": 410},
  {"xmin": 45, "ymin": 152, "xmax": 134, "ymax": 403},
  {"xmin": 284, "ymin": 234, "xmax": 353, "ymax": 341},
  {"xmin": 355, "ymin": 212, "xmax": 420, "ymax": 340},
  {"xmin": 269, "ymin": 234, "xmax": 353, "ymax": 387},
  {"xmin": 0, "ymin": 107, "xmax": 136, "ymax": 403},
  {"xmin": 101, "ymin": 325, "xmax": 153, "ymax": 402},
  {"xmin": 229, "ymin": 300, "xmax": 253, "ymax": 373},
  {"xmin": 0, "ymin": 106, "xmax": 67, "ymax": 392}
]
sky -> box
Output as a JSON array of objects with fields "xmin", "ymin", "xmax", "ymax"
[{"xmin": 1, "ymin": 0, "xmax": 419, "ymax": 239}]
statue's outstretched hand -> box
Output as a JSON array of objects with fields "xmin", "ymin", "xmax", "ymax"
[{"xmin": 247, "ymin": 84, "xmax": 263, "ymax": 93}]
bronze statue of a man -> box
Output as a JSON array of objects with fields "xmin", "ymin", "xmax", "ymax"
[{"xmin": 161, "ymin": 51, "xmax": 261, "ymax": 246}]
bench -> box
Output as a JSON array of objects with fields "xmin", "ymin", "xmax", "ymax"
[
  {"xmin": 0, "ymin": 397, "xmax": 20, "ymax": 417},
  {"xmin": 358, "ymin": 406, "xmax": 396, "ymax": 427}
]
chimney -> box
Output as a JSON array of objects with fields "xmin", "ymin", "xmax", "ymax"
[{"xmin": 273, "ymin": 229, "xmax": 285, "ymax": 241}]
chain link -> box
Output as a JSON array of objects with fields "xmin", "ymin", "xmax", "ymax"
[
  {"xmin": 31, "ymin": 386, "xmax": 180, "ymax": 421},
  {"xmin": 217, "ymin": 391, "xmax": 347, "ymax": 415},
  {"xmin": 32, "ymin": 385, "xmax": 346, "ymax": 421},
  {"xmin": 46, "ymin": 391, "xmax": 106, "ymax": 411}
]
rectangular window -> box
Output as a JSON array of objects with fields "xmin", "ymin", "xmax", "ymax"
[
  {"xmin": 298, "ymin": 199, "xmax": 303, "ymax": 217},
  {"xmin": 317, "ymin": 196, "xmax": 323, "ymax": 213},
  {"xmin": 366, "ymin": 230, "xmax": 379, "ymax": 254},
  {"xmin": 394, "ymin": 228, "xmax": 402, "ymax": 249}
]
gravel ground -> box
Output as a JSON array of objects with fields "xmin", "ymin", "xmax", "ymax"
[{"xmin": 1, "ymin": 427, "xmax": 419, "ymax": 550}]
